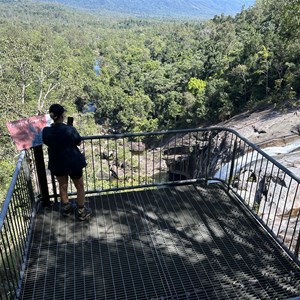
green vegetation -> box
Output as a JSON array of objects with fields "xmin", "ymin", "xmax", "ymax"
[{"xmin": 1, "ymin": 0, "xmax": 300, "ymax": 204}]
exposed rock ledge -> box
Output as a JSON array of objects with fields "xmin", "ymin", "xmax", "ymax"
[
  {"xmin": 218, "ymin": 108, "xmax": 300, "ymax": 178},
  {"xmin": 218, "ymin": 108, "xmax": 300, "ymax": 248}
]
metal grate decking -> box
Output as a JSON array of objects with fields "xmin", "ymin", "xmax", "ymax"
[{"xmin": 20, "ymin": 184, "xmax": 300, "ymax": 299}]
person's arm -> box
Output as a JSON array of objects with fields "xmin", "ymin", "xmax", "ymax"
[
  {"xmin": 42, "ymin": 128, "xmax": 48, "ymax": 145},
  {"xmin": 72, "ymin": 127, "xmax": 82, "ymax": 146}
]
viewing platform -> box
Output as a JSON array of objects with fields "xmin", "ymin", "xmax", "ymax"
[{"xmin": 1, "ymin": 127, "xmax": 300, "ymax": 299}]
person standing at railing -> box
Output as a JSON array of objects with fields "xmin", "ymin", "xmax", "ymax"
[{"xmin": 42, "ymin": 104, "xmax": 92, "ymax": 221}]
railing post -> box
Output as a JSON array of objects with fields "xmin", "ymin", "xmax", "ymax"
[
  {"xmin": 295, "ymin": 230, "xmax": 300, "ymax": 259},
  {"xmin": 205, "ymin": 132, "xmax": 212, "ymax": 184},
  {"xmin": 33, "ymin": 145, "xmax": 51, "ymax": 207},
  {"xmin": 227, "ymin": 139, "xmax": 237, "ymax": 190}
]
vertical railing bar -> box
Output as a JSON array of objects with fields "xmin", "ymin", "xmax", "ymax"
[
  {"xmin": 152, "ymin": 135, "xmax": 155, "ymax": 183},
  {"xmin": 159, "ymin": 134, "xmax": 163, "ymax": 183},
  {"xmin": 1, "ymin": 151, "xmax": 26, "ymax": 224},
  {"xmin": 295, "ymin": 230, "xmax": 300, "ymax": 259},
  {"xmin": 240, "ymin": 141, "xmax": 249, "ymax": 202},
  {"xmin": 0, "ymin": 233, "xmax": 16, "ymax": 299},
  {"xmin": 16, "ymin": 172, "xmax": 28, "ymax": 252},
  {"xmin": 294, "ymin": 223, "xmax": 300, "ymax": 258},
  {"xmin": 188, "ymin": 131, "xmax": 192, "ymax": 179},
  {"xmin": 288, "ymin": 182, "xmax": 300, "ymax": 250},
  {"xmin": 216, "ymin": 131, "xmax": 225, "ymax": 181},
  {"xmin": 282, "ymin": 177, "xmax": 296, "ymax": 243},
  {"xmin": 291, "ymin": 183, "xmax": 300, "ymax": 257},
  {"xmin": 177, "ymin": 132, "xmax": 181, "ymax": 180},
  {"xmin": 261, "ymin": 158, "xmax": 270, "ymax": 216},
  {"xmin": 270, "ymin": 169, "xmax": 286, "ymax": 233},
  {"xmin": 185, "ymin": 131, "xmax": 188, "ymax": 179},
  {"xmin": 5, "ymin": 205, "xmax": 22, "ymax": 275},
  {"xmin": 227, "ymin": 138, "xmax": 238, "ymax": 189},
  {"xmin": 253, "ymin": 155, "xmax": 265, "ymax": 212},
  {"xmin": 181, "ymin": 132, "xmax": 185, "ymax": 180},
  {"xmin": 214, "ymin": 131, "xmax": 221, "ymax": 179},
  {"xmin": 200, "ymin": 130, "xmax": 206, "ymax": 180},
  {"xmin": 265, "ymin": 164, "xmax": 276, "ymax": 227},
  {"xmin": 227, "ymin": 133, "xmax": 236, "ymax": 186},
  {"xmin": 198, "ymin": 130, "xmax": 206, "ymax": 180},
  {"xmin": 2, "ymin": 224, "xmax": 19, "ymax": 293},
  {"xmin": 27, "ymin": 149, "xmax": 37, "ymax": 196},
  {"xmin": 18, "ymin": 167, "xmax": 30, "ymax": 231},
  {"xmin": 80, "ymin": 141, "xmax": 89, "ymax": 192},
  {"xmin": 275, "ymin": 172, "xmax": 289, "ymax": 234},
  {"xmin": 180, "ymin": 132, "xmax": 184, "ymax": 179},
  {"xmin": 243, "ymin": 140, "xmax": 251, "ymax": 201},
  {"xmin": 122, "ymin": 136, "xmax": 126, "ymax": 187},
  {"xmin": 227, "ymin": 132, "xmax": 236, "ymax": 183},
  {"xmin": 166, "ymin": 132, "xmax": 171, "ymax": 181},
  {"xmin": 137, "ymin": 136, "xmax": 141, "ymax": 186},
  {"xmin": 12, "ymin": 189, "xmax": 25, "ymax": 262},
  {"xmin": 173, "ymin": 132, "xmax": 177, "ymax": 180},
  {"xmin": 98, "ymin": 138, "xmax": 103, "ymax": 190},
  {"xmin": 206, "ymin": 131, "xmax": 212, "ymax": 183},
  {"xmin": 12, "ymin": 176, "xmax": 25, "ymax": 261},
  {"xmin": 278, "ymin": 175, "xmax": 293, "ymax": 241},
  {"xmin": 257, "ymin": 160, "xmax": 273, "ymax": 219},
  {"xmin": 114, "ymin": 137, "xmax": 119, "ymax": 188},
  {"xmin": 107, "ymin": 137, "xmax": 112, "ymax": 190},
  {"xmin": 232, "ymin": 137, "xmax": 242, "ymax": 185},
  {"xmin": 145, "ymin": 138, "xmax": 148, "ymax": 185},
  {"xmin": 33, "ymin": 145, "xmax": 50, "ymax": 206},
  {"xmin": 42, "ymin": 145, "xmax": 55, "ymax": 201},
  {"xmin": 247, "ymin": 148, "xmax": 259, "ymax": 207},
  {"xmin": 130, "ymin": 139, "xmax": 134, "ymax": 187},
  {"xmin": 90, "ymin": 139, "xmax": 96, "ymax": 191}
]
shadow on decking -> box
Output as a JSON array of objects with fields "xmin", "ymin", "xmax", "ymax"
[{"xmin": 20, "ymin": 184, "xmax": 300, "ymax": 300}]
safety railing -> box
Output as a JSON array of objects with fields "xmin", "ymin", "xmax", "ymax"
[
  {"xmin": 0, "ymin": 150, "xmax": 39, "ymax": 300},
  {"xmin": 48, "ymin": 127, "xmax": 300, "ymax": 260},
  {"xmin": 1, "ymin": 127, "xmax": 300, "ymax": 299}
]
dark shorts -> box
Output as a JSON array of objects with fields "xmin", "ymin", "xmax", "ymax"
[{"xmin": 55, "ymin": 169, "xmax": 83, "ymax": 180}]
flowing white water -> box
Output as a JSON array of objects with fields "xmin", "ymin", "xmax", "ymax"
[
  {"xmin": 214, "ymin": 139, "xmax": 300, "ymax": 181},
  {"xmin": 262, "ymin": 140, "xmax": 300, "ymax": 156}
]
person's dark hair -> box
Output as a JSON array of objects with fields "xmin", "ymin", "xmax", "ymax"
[{"xmin": 49, "ymin": 104, "xmax": 65, "ymax": 121}]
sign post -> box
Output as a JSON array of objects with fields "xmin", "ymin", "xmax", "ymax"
[{"xmin": 33, "ymin": 145, "xmax": 52, "ymax": 207}]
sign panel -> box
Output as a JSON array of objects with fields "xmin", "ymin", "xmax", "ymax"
[{"xmin": 6, "ymin": 114, "xmax": 52, "ymax": 151}]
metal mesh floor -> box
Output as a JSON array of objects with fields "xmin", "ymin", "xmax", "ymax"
[{"xmin": 20, "ymin": 184, "xmax": 300, "ymax": 299}]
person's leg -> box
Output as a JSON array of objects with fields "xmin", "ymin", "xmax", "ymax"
[
  {"xmin": 71, "ymin": 175, "xmax": 91, "ymax": 221},
  {"xmin": 56, "ymin": 175, "xmax": 69, "ymax": 204},
  {"xmin": 56, "ymin": 175, "xmax": 73, "ymax": 216},
  {"xmin": 71, "ymin": 176, "xmax": 85, "ymax": 207}
]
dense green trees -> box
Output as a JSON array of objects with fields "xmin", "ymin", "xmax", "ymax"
[
  {"xmin": 3, "ymin": 0, "xmax": 299, "ymax": 135},
  {"xmin": 1, "ymin": 0, "xmax": 300, "ymax": 200}
]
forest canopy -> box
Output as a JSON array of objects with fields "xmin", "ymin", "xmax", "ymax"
[{"xmin": 0, "ymin": 0, "xmax": 300, "ymax": 195}]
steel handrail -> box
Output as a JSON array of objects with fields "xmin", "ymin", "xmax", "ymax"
[
  {"xmin": 1, "ymin": 126, "xmax": 300, "ymax": 299},
  {"xmin": 83, "ymin": 127, "xmax": 300, "ymax": 183}
]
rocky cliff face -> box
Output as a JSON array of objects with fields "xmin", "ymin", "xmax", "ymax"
[
  {"xmin": 219, "ymin": 108, "xmax": 300, "ymax": 179},
  {"xmin": 217, "ymin": 108, "xmax": 300, "ymax": 250}
]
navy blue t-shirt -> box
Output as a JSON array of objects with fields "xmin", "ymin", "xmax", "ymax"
[{"xmin": 42, "ymin": 123, "xmax": 87, "ymax": 176}]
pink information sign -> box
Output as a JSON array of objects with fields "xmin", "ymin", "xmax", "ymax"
[{"xmin": 6, "ymin": 114, "xmax": 52, "ymax": 151}]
